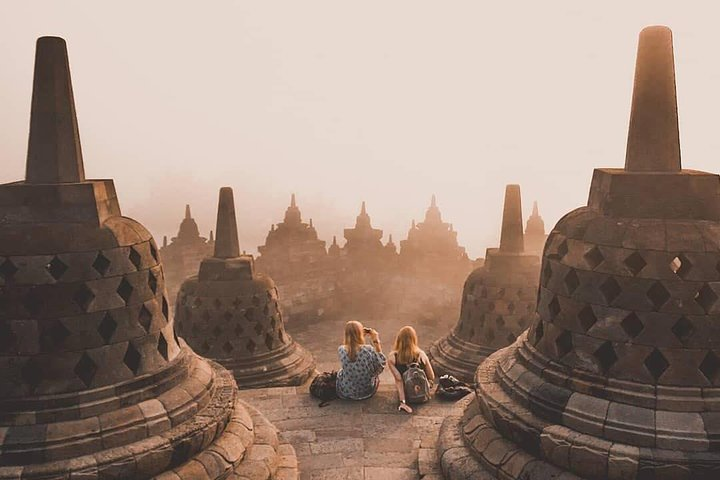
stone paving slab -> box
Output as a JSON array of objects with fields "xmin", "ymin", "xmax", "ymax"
[{"xmin": 237, "ymin": 376, "xmax": 465, "ymax": 480}]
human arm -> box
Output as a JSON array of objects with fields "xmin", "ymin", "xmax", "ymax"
[{"xmin": 420, "ymin": 350, "xmax": 435, "ymax": 384}]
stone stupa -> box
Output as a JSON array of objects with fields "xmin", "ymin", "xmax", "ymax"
[
  {"xmin": 0, "ymin": 37, "xmax": 296, "ymax": 479},
  {"xmin": 175, "ymin": 187, "xmax": 316, "ymax": 388},
  {"xmin": 429, "ymin": 185, "xmax": 540, "ymax": 383},
  {"xmin": 438, "ymin": 26, "xmax": 720, "ymax": 480}
]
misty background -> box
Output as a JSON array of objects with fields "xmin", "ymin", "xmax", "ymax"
[{"xmin": 1, "ymin": 1, "xmax": 717, "ymax": 258}]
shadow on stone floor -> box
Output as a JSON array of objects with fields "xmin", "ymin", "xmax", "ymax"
[{"xmin": 238, "ymin": 381, "xmax": 465, "ymax": 480}]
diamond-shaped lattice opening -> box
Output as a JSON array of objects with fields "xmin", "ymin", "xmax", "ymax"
[
  {"xmin": 157, "ymin": 333, "xmax": 169, "ymax": 361},
  {"xmin": 555, "ymin": 330, "xmax": 573, "ymax": 358},
  {"xmin": 577, "ymin": 305, "xmax": 597, "ymax": 332},
  {"xmin": 621, "ymin": 312, "xmax": 644, "ymax": 339},
  {"xmin": 252, "ymin": 295, "xmax": 260, "ymax": 307},
  {"xmin": 699, "ymin": 351, "xmax": 720, "ymax": 383},
  {"xmin": 149, "ymin": 242, "xmax": 158, "ymax": 262},
  {"xmin": 234, "ymin": 324, "xmax": 244, "ymax": 337},
  {"xmin": 244, "ymin": 308, "xmax": 254, "ymax": 321},
  {"xmin": 232, "ymin": 297, "xmax": 242, "ymax": 309},
  {"xmin": 117, "ymin": 278, "xmax": 133, "ymax": 304},
  {"xmin": 644, "ymin": 349, "xmax": 669, "ymax": 382},
  {"xmin": 507, "ymin": 302, "xmax": 516, "ymax": 314},
  {"xmin": 46, "ymin": 256, "xmax": 68, "ymax": 281},
  {"xmin": 22, "ymin": 359, "xmax": 43, "ymax": 388},
  {"xmin": 480, "ymin": 287, "xmax": 488, "ymax": 298},
  {"xmin": 584, "ymin": 246, "xmax": 604, "ymax": 270},
  {"xmin": 599, "ymin": 277, "xmax": 622, "ymax": 304},
  {"xmin": 254, "ymin": 323, "xmax": 264, "ymax": 336},
  {"xmin": 40, "ymin": 320, "xmax": 70, "ymax": 351},
  {"xmin": 496, "ymin": 315, "xmax": 505, "ymax": 328},
  {"xmin": 497, "ymin": 288, "xmax": 506, "ymax": 299},
  {"xmin": 214, "ymin": 298, "xmax": 222, "ymax": 310},
  {"xmin": 224, "ymin": 311, "xmax": 233, "ymax": 322},
  {"xmin": 97, "ymin": 312, "xmax": 117, "ymax": 344},
  {"xmin": 647, "ymin": 281, "xmax": 671, "ymax": 310},
  {"xmin": 23, "ymin": 289, "xmax": 44, "ymax": 316},
  {"xmin": 671, "ymin": 316, "xmax": 694, "ymax": 344},
  {"xmin": 548, "ymin": 296, "xmax": 561, "ymax": 319},
  {"xmin": 594, "ymin": 341, "xmax": 618, "ymax": 372},
  {"xmin": 265, "ymin": 333, "xmax": 274, "ymax": 350},
  {"xmin": 670, "ymin": 255, "xmax": 692, "ymax": 279},
  {"xmin": 0, "ymin": 321, "xmax": 15, "ymax": 351},
  {"xmin": 129, "ymin": 247, "xmax": 142, "ymax": 270},
  {"xmin": 0, "ymin": 258, "xmax": 19, "ymax": 281},
  {"xmin": 556, "ymin": 240, "xmax": 569, "ymax": 260},
  {"xmin": 138, "ymin": 305, "xmax": 153, "ymax": 332},
  {"xmin": 92, "ymin": 252, "xmax": 111, "ymax": 276},
  {"xmin": 487, "ymin": 302, "xmax": 495, "ymax": 312},
  {"xmin": 564, "ymin": 269, "xmax": 580, "ymax": 295},
  {"xmin": 624, "ymin": 252, "xmax": 647, "ymax": 276},
  {"xmin": 222, "ymin": 341, "xmax": 234, "ymax": 354},
  {"xmin": 486, "ymin": 328, "xmax": 495, "ymax": 343},
  {"xmin": 212, "ymin": 325, "xmax": 222, "ymax": 337},
  {"xmin": 193, "ymin": 298, "xmax": 203, "ymax": 308},
  {"xmin": 74, "ymin": 352, "xmax": 97, "ymax": 387},
  {"xmin": 123, "ymin": 343, "xmax": 142, "ymax": 374},
  {"xmin": 541, "ymin": 264, "xmax": 552, "ymax": 286},
  {"xmin": 247, "ymin": 339, "xmax": 257, "ymax": 353},
  {"xmin": 148, "ymin": 271, "xmax": 158, "ymax": 295},
  {"xmin": 74, "ymin": 284, "xmax": 95, "ymax": 312},
  {"xmin": 162, "ymin": 297, "xmax": 169, "ymax": 320},
  {"xmin": 270, "ymin": 317, "xmax": 277, "ymax": 329},
  {"xmin": 533, "ymin": 321, "xmax": 544, "ymax": 345},
  {"xmin": 695, "ymin": 284, "xmax": 718, "ymax": 314}
]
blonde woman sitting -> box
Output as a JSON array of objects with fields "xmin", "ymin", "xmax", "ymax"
[
  {"xmin": 336, "ymin": 321, "xmax": 386, "ymax": 400},
  {"xmin": 388, "ymin": 326, "xmax": 435, "ymax": 413}
]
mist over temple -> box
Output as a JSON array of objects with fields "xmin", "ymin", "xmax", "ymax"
[{"xmin": 1, "ymin": 6, "xmax": 716, "ymax": 480}]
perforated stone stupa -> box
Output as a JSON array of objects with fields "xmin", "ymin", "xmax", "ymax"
[
  {"xmin": 175, "ymin": 188, "xmax": 316, "ymax": 388},
  {"xmin": 0, "ymin": 37, "xmax": 296, "ymax": 480},
  {"xmin": 429, "ymin": 185, "xmax": 539, "ymax": 383},
  {"xmin": 438, "ymin": 26, "xmax": 720, "ymax": 480}
]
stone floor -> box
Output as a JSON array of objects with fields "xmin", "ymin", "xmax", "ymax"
[{"xmin": 237, "ymin": 368, "xmax": 465, "ymax": 480}]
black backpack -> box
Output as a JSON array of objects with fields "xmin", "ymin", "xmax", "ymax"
[
  {"xmin": 309, "ymin": 371, "xmax": 338, "ymax": 407},
  {"xmin": 435, "ymin": 374, "xmax": 473, "ymax": 401},
  {"xmin": 403, "ymin": 362, "xmax": 431, "ymax": 404}
]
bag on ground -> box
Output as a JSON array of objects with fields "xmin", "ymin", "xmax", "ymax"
[
  {"xmin": 435, "ymin": 374, "xmax": 473, "ymax": 401},
  {"xmin": 402, "ymin": 363, "xmax": 431, "ymax": 404},
  {"xmin": 309, "ymin": 371, "xmax": 337, "ymax": 407}
]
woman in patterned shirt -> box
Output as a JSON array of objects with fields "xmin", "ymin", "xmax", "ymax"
[{"xmin": 336, "ymin": 321, "xmax": 386, "ymax": 400}]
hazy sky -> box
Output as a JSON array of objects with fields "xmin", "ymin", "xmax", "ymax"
[{"xmin": 1, "ymin": 2, "xmax": 718, "ymax": 257}]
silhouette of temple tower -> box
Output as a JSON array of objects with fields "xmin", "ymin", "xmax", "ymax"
[
  {"xmin": 256, "ymin": 194, "xmax": 327, "ymax": 276},
  {"xmin": 158, "ymin": 204, "xmax": 212, "ymax": 305},
  {"xmin": 0, "ymin": 37, "xmax": 295, "ymax": 479},
  {"xmin": 429, "ymin": 185, "xmax": 539, "ymax": 382},
  {"xmin": 343, "ymin": 201, "xmax": 384, "ymax": 264},
  {"xmin": 399, "ymin": 196, "xmax": 470, "ymax": 279},
  {"xmin": 524, "ymin": 200, "xmax": 547, "ymax": 256},
  {"xmin": 439, "ymin": 26, "xmax": 720, "ymax": 479},
  {"xmin": 175, "ymin": 188, "xmax": 316, "ymax": 388}
]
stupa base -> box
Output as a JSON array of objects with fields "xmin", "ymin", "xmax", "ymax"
[
  {"xmin": 429, "ymin": 332, "xmax": 493, "ymax": 384},
  {"xmin": 222, "ymin": 341, "xmax": 316, "ymax": 389}
]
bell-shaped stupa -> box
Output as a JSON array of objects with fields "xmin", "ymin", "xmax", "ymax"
[
  {"xmin": 175, "ymin": 188, "xmax": 316, "ymax": 388},
  {"xmin": 429, "ymin": 185, "xmax": 540, "ymax": 382},
  {"xmin": 438, "ymin": 26, "xmax": 720, "ymax": 480},
  {"xmin": 0, "ymin": 37, "xmax": 296, "ymax": 479}
]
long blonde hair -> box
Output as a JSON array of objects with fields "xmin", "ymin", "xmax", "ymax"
[
  {"xmin": 394, "ymin": 326, "xmax": 420, "ymax": 364},
  {"xmin": 344, "ymin": 321, "xmax": 365, "ymax": 361}
]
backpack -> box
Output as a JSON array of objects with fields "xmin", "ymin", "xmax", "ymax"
[
  {"xmin": 435, "ymin": 374, "xmax": 473, "ymax": 401},
  {"xmin": 402, "ymin": 363, "xmax": 431, "ymax": 404},
  {"xmin": 309, "ymin": 371, "xmax": 338, "ymax": 407}
]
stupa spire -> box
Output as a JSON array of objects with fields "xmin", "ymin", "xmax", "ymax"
[
  {"xmin": 214, "ymin": 187, "xmax": 240, "ymax": 258},
  {"xmin": 532, "ymin": 200, "xmax": 539, "ymax": 217},
  {"xmin": 26, "ymin": 36, "xmax": 85, "ymax": 184},
  {"xmin": 361, "ymin": 201, "xmax": 367, "ymax": 215},
  {"xmin": 498, "ymin": 184, "xmax": 524, "ymax": 253},
  {"xmin": 625, "ymin": 26, "xmax": 681, "ymax": 172},
  {"xmin": 431, "ymin": 194, "xmax": 437, "ymax": 207},
  {"xmin": 185, "ymin": 204, "xmax": 191, "ymax": 219},
  {"xmin": 291, "ymin": 193, "xmax": 296, "ymax": 208}
]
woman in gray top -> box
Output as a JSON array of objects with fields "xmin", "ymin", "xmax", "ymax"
[{"xmin": 336, "ymin": 321, "xmax": 386, "ymax": 400}]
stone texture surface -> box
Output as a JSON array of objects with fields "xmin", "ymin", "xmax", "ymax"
[
  {"xmin": 237, "ymin": 371, "xmax": 464, "ymax": 480},
  {"xmin": 175, "ymin": 188, "xmax": 316, "ymax": 389},
  {"xmin": 429, "ymin": 185, "xmax": 540, "ymax": 383},
  {"xmin": 439, "ymin": 26, "xmax": 720, "ymax": 480},
  {"xmin": 0, "ymin": 36, "xmax": 296, "ymax": 480}
]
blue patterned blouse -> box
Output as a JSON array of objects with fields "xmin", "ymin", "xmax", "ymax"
[{"xmin": 336, "ymin": 344, "xmax": 387, "ymax": 400}]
